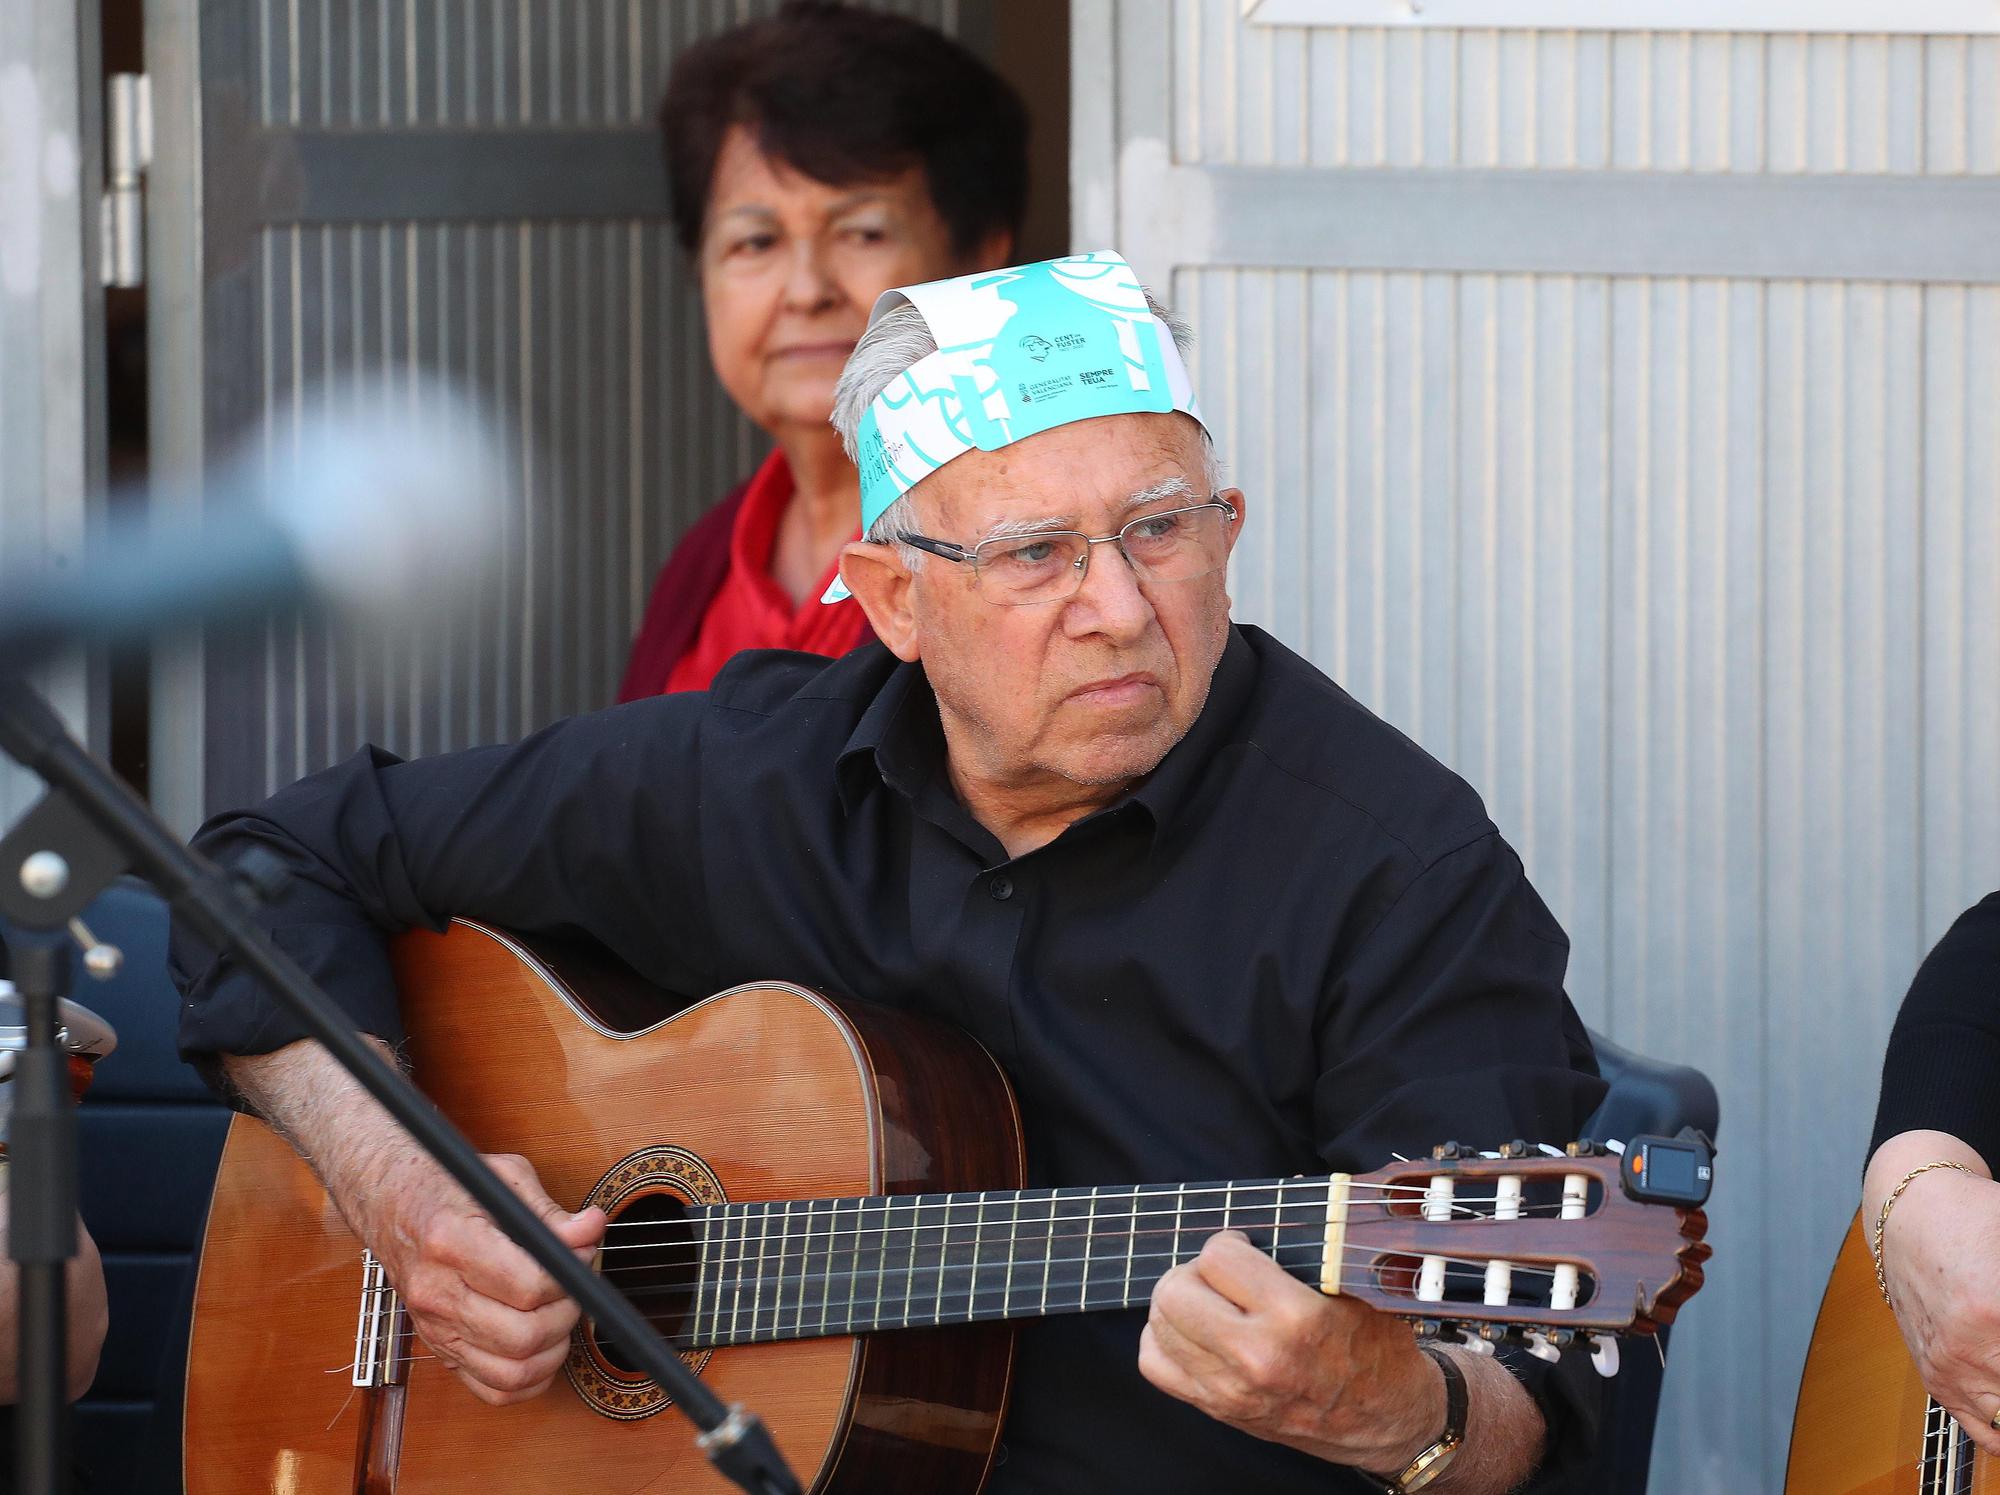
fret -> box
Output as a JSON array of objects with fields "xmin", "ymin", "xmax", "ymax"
[
  {"xmin": 772, "ymin": 1201, "xmax": 797, "ymax": 1342},
  {"xmin": 690, "ymin": 1208, "xmax": 713, "ymax": 1348},
  {"xmin": 966, "ymin": 1191, "xmax": 1007, "ymax": 1321},
  {"xmin": 726, "ymin": 1205, "xmax": 747, "ymax": 1343},
  {"xmin": 784, "ymin": 1199, "xmax": 808, "ymax": 1335},
  {"xmin": 1171, "ymin": 1184, "xmax": 1187, "ymax": 1272},
  {"xmin": 816, "ymin": 1199, "xmax": 840, "ymax": 1335},
  {"xmin": 1036, "ymin": 1189, "xmax": 1060, "ymax": 1314},
  {"xmin": 1039, "ymin": 1190, "xmax": 1098, "ymax": 1313},
  {"xmin": 866, "ymin": 1196, "xmax": 892, "ymax": 1331},
  {"xmin": 1120, "ymin": 1184, "xmax": 1142, "ymax": 1309},
  {"xmin": 932, "ymin": 1195, "xmax": 954, "ymax": 1320},
  {"xmin": 1078, "ymin": 1188, "xmax": 1099, "ymax": 1312},
  {"xmin": 898, "ymin": 1194, "xmax": 922, "ymax": 1329},
  {"xmin": 748, "ymin": 1203, "xmax": 772, "ymax": 1341}
]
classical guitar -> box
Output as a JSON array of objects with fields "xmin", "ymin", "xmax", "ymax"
[
  {"xmin": 1787, "ymin": 1212, "xmax": 1991, "ymax": 1493},
  {"xmin": 187, "ymin": 920, "xmax": 1712, "ymax": 1494}
]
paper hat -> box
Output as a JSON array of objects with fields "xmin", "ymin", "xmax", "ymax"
[{"xmin": 824, "ymin": 250, "xmax": 1208, "ymax": 603}]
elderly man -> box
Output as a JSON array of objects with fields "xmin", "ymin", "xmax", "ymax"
[{"xmin": 174, "ymin": 253, "xmax": 1604, "ymax": 1493}]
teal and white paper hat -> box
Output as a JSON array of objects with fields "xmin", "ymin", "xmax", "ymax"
[{"xmin": 824, "ymin": 250, "xmax": 1208, "ymax": 603}]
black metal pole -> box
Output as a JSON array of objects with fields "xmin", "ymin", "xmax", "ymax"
[
  {"xmin": 11, "ymin": 939, "xmax": 76, "ymax": 1495},
  {"xmin": 0, "ymin": 676, "xmax": 800, "ymax": 1495}
]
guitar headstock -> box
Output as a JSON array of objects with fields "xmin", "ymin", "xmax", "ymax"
[{"xmin": 1325, "ymin": 1136, "xmax": 1711, "ymax": 1360}]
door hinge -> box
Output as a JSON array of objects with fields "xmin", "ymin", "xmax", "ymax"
[{"xmin": 100, "ymin": 73, "xmax": 150, "ymax": 289}]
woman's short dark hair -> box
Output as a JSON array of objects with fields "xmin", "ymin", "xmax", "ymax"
[{"xmin": 660, "ymin": 1, "xmax": 1029, "ymax": 257}]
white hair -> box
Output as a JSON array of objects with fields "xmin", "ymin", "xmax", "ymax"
[{"xmin": 837, "ymin": 287, "xmax": 1220, "ymax": 568}]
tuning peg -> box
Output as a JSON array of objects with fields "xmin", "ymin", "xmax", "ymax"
[
  {"xmin": 1455, "ymin": 1327, "xmax": 1496, "ymax": 1356},
  {"xmin": 1413, "ymin": 1318, "xmax": 1447, "ymax": 1342},
  {"xmin": 1566, "ymin": 1139, "xmax": 1604, "ymax": 1158},
  {"xmin": 1587, "ymin": 1334, "xmax": 1620, "ymax": 1378},
  {"xmin": 1431, "ymin": 1141, "xmax": 1467, "ymax": 1161},
  {"xmin": 1498, "ymin": 1139, "xmax": 1530, "ymax": 1159},
  {"xmin": 1524, "ymin": 1330, "xmax": 1561, "ymax": 1364}
]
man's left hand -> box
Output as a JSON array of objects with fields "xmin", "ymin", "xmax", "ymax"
[{"xmin": 1139, "ymin": 1230, "xmax": 1444, "ymax": 1476}]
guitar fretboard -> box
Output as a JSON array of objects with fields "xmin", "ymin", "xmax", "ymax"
[
  {"xmin": 1922, "ymin": 1398, "xmax": 1977, "ymax": 1495},
  {"xmin": 679, "ymin": 1179, "xmax": 1337, "ymax": 1349}
]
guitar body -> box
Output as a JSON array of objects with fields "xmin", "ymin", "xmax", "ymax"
[
  {"xmin": 1786, "ymin": 1212, "xmax": 1997, "ymax": 1493},
  {"xmin": 186, "ymin": 921, "xmax": 1024, "ymax": 1494}
]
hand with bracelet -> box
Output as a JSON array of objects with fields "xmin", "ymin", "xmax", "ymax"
[
  {"xmin": 1861, "ymin": 892, "xmax": 2000, "ymax": 1454},
  {"xmin": 1864, "ymin": 1129, "xmax": 2000, "ymax": 1452}
]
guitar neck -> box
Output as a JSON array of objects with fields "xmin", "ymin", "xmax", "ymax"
[{"xmin": 683, "ymin": 1179, "xmax": 1330, "ymax": 1349}]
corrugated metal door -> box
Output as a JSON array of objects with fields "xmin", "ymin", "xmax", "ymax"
[
  {"xmin": 0, "ymin": 0, "xmax": 106, "ymax": 828},
  {"xmin": 142, "ymin": 0, "xmax": 994, "ymax": 833},
  {"xmin": 1076, "ymin": 3, "xmax": 2000, "ymax": 1489}
]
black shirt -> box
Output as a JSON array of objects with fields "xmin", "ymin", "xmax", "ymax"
[
  {"xmin": 1870, "ymin": 892, "xmax": 2000, "ymax": 1166},
  {"xmin": 172, "ymin": 624, "xmax": 1606, "ymax": 1493}
]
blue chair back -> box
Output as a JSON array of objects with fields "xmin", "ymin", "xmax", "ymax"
[
  {"xmin": 1578, "ymin": 1027, "xmax": 1719, "ymax": 1495},
  {"xmin": 4, "ymin": 879, "xmax": 231, "ymax": 1494}
]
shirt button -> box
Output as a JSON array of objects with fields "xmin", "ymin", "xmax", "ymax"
[{"xmin": 989, "ymin": 875, "xmax": 1014, "ymax": 902}]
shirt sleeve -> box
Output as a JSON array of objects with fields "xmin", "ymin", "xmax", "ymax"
[
  {"xmin": 1311, "ymin": 830, "xmax": 1610, "ymax": 1492},
  {"xmin": 170, "ymin": 694, "xmax": 718, "ymax": 1087},
  {"xmin": 1869, "ymin": 891, "xmax": 2000, "ymax": 1169}
]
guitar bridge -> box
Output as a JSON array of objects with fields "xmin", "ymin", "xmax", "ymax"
[{"xmin": 353, "ymin": 1249, "xmax": 411, "ymax": 1388}]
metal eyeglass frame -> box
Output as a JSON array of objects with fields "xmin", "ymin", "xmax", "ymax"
[{"xmin": 893, "ymin": 497, "xmax": 1239, "ymax": 605}]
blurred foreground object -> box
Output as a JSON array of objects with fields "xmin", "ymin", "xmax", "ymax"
[{"xmin": 0, "ymin": 375, "xmax": 509, "ymax": 661}]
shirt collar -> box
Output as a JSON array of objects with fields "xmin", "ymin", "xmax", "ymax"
[{"xmin": 834, "ymin": 626, "xmax": 1259, "ymax": 843}]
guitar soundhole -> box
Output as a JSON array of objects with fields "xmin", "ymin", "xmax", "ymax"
[
  {"xmin": 565, "ymin": 1144, "xmax": 725, "ymax": 1420},
  {"xmin": 591, "ymin": 1191, "xmax": 699, "ymax": 1376}
]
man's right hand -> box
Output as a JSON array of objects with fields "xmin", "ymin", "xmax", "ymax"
[{"xmin": 223, "ymin": 1038, "xmax": 606, "ymax": 1406}]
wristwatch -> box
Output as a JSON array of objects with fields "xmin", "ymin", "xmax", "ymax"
[{"xmin": 1378, "ymin": 1345, "xmax": 1467, "ymax": 1493}]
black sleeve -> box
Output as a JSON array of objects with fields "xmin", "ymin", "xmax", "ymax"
[
  {"xmin": 1312, "ymin": 831, "xmax": 1609, "ymax": 1492},
  {"xmin": 170, "ymin": 694, "xmax": 718, "ymax": 1084},
  {"xmin": 1869, "ymin": 891, "xmax": 2000, "ymax": 1169}
]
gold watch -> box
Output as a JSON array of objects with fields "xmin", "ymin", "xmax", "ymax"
[{"xmin": 1379, "ymin": 1345, "xmax": 1467, "ymax": 1493}]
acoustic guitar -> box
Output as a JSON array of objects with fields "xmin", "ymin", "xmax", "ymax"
[
  {"xmin": 1787, "ymin": 1212, "xmax": 1990, "ymax": 1493},
  {"xmin": 186, "ymin": 920, "xmax": 1712, "ymax": 1494}
]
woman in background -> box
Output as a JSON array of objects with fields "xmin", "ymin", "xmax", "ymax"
[{"xmin": 617, "ymin": 2, "xmax": 1026, "ymax": 699}]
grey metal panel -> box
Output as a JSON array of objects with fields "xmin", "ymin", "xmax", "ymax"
[
  {"xmin": 252, "ymin": 127, "xmax": 670, "ymax": 223},
  {"xmin": 0, "ymin": 0, "xmax": 107, "ymax": 827},
  {"xmin": 1180, "ymin": 257, "xmax": 2000, "ymax": 1494},
  {"xmin": 1166, "ymin": 6, "xmax": 2000, "ymax": 175},
  {"xmin": 1087, "ymin": 3, "xmax": 2000, "ymax": 1489},
  {"xmin": 1139, "ymin": 163, "xmax": 2000, "ymax": 284},
  {"xmin": 149, "ymin": 0, "xmax": 992, "ymax": 825}
]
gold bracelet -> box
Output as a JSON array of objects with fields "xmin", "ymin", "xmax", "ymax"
[{"xmin": 1872, "ymin": 1159, "xmax": 1976, "ymax": 1306}]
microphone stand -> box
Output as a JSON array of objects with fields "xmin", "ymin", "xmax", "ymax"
[{"xmin": 0, "ymin": 672, "xmax": 802, "ymax": 1495}]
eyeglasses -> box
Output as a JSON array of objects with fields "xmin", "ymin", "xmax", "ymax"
[{"xmin": 895, "ymin": 498, "xmax": 1239, "ymax": 607}]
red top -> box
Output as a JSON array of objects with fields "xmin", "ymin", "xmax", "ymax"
[{"xmin": 616, "ymin": 449, "xmax": 872, "ymax": 701}]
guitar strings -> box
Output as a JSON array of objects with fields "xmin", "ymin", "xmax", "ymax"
[
  {"xmin": 582, "ymin": 1195, "xmax": 1595, "ymax": 1270},
  {"xmin": 583, "ymin": 1175, "xmax": 1598, "ymax": 1231},
  {"xmin": 346, "ymin": 1203, "xmax": 1590, "ymax": 1298},
  {"xmin": 346, "ymin": 1239, "xmax": 1582, "ymax": 1324},
  {"xmin": 346, "ymin": 1252, "xmax": 1581, "ymax": 1352}
]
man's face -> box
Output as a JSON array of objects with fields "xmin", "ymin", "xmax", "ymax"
[{"xmin": 899, "ymin": 412, "xmax": 1242, "ymax": 795}]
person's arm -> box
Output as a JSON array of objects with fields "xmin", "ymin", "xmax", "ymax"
[
  {"xmin": 1862, "ymin": 894, "xmax": 2000, "ymax": 1451},
  {"xmin": 1142, "ymin": 1232, "xmax": 1545, "ymax": 1491},
  {"xmin": 1142, "ymin": 830, "xmax": 1606, "ymax": 1492},
  {"xmin": 0, "ymin": 1194, "xmax": 109, "ymax": 1404},
  {"xmin": 170, "ymin": 695, "xmax": 717, "ymax": 1404},
  {"xmin": 224, "ymin": 1036, "xmax": 603, "ymax": 1405}
]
